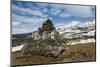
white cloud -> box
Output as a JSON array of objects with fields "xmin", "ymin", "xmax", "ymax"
[
  {"xmin": 59, "ymin": 13, "xmax": 70, "ymax": 18},
  {"xmin": 64, "ymin": 5, "xmax": 93, "ymax": 17},
  {"xmin": 12, "ymin": 21, "xmax": 21, "ymax": 26},
  {"xmin": 12, "ymin": 5, "xmax": 47, "ymax": 18},
  {"xmin": 12, "ymin": 27, "xmax": 34, "ymax": 34},
  {"xmin": 12, "ymin": 14, "xmax": 49, "ymax": 34},
  {"xmin": 49, "ymin": 4, "xmax": 94, "ymax": 18},
  {"xmin": 21, "ymin": 24, "xmax": 25, "ymax": 28},
  {"xmin": 12, "ymin": 2, "xmax": 95, "ymax": 34},
  {"xmin": 42, "ymin": 8, "xmax": 48, "ymax": 13},
  {"xmin": 13, "ymin": 2, "xmax": 95, "ymax": 18},
  {"xmin": 50, "ymin": 8, "xmax": 61, "ymax": 15},
  {"xmin": 12, "ymin": 14, "xmax": 47, "ymax": 34},
  {"xmin": 12, "ymin": 14, "xmax": 45, "ymax": 23},
  {"xmin": 36, "ymin": 3, "xmax": 49, "ymax": 8}
]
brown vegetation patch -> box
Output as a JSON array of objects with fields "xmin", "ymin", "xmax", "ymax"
[{"xmin": 11, "ymin": 43, "xmax": 96, "ymax": 66}]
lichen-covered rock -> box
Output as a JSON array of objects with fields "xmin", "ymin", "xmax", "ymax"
[
  {"xmin": 32, "ymin": 30, "xmax": 61, "ymax": 40},
  {"xmin": 50, "ymin": 46, "xmax": 65, "ymax": 58},
  {"xmin": 22, "ymin": 19, "xmax": 65, "ymax": 58},
  {"xmin": 21, "ymin": 39, "xmax": 65, "ymax": 58},
  {"xmin": 32, "ymin": 31, "xmax": 41, "ymax": 40}
]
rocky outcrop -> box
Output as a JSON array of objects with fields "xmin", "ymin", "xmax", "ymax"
[
  {"xmin": 22, "ymin": 39, "xmax": 65, "ymax": 58},
  {"xmin": 22, "ymin": 19, "xmax": 65, "ymax": 58},
  {"xmin": 32, "ymin": 29, "xmax": 61, "ymax": 40}
]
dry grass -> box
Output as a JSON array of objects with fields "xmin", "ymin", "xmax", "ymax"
[
  {"xmin": 11, "ymin": 43, "xmax": 96, "ymax": 66},
  {"xmin": 60, "ymin": 43, "xmax": 96, "ymax": 62},
  {"xmin": 11, "ymin": 51, "xmax": 59, "ymax": 65}
]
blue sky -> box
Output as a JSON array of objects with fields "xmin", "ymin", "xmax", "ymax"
[{"xmin": 12, "ymin": 1, "xmax": 96, "ymax": 34}]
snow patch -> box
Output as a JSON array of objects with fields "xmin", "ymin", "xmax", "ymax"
[
  {"xmin": 12, "ymin": 44, "xmax": 24, "ymax": 52},
  {"xmin": 67, "ymin": 39, "xmax": 95, "ymax": 45}
]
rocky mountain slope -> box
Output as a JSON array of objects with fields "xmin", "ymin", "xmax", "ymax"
[{"xmin": 57, "ymin": 20, "xmax": 95, "ymax": 39}]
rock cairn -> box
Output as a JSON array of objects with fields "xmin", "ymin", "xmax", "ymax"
[{"xmin": 22, "ymin": 19, "xmax": 65, "ymax": 58}]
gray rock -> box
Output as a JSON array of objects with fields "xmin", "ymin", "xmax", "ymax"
[
  {"xmin": 21, "ymin": 41, "xmax": 65, "ymax": 58},
  {"xmin": 32, "ymin": 31, "xmax": 41, "ymax": 40},
  {"xmin": 22, "ymin": 28, "xmax": 65, "ymax": 58},
  {"xmin": 32, "ymin": 29, "xmax": 61, "ymax": 40}
]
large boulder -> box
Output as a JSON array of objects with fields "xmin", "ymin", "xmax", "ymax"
[
  {"xmin": 50, "ymin": 46, "xmax": 65, "ymax": 58},
  {"xmin": 32, "ymin": 31, "xmax": 41, "ymax": 40},
  {"xmin": 21, "ymin": 39, "xmax": 65, "ymax": 58}
]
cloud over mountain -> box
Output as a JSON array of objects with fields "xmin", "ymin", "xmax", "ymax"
[{"xmin": 12, "ymin": 1, "xmax": 95, "ymax": 34}]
